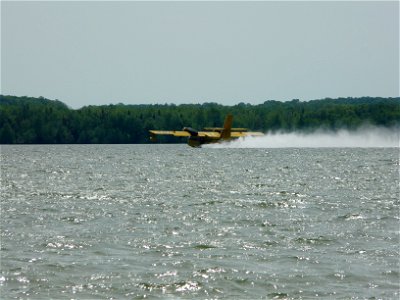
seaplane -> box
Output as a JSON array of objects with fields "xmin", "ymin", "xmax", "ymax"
[{"xmin": 149, "ymin": 114, "xmax": 264, "ymax": 147}]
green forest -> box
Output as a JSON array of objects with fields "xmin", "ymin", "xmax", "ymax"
[{"xmin": 0, "ymin": 95, "xmax": 399, "ymax": 144}]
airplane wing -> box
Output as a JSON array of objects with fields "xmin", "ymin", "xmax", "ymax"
[
  {"xmin": 149, "ymin": 130, "xmax": 191, "ymax": 137},
  {"xmin": 149, "ymin": 129, "xmax": 263, "ymax": 141},
  {"xmin": 197, "ymin": 132, "xmax": 221, "ymax": 138},
  {"xmin": 149, "ymin": 130, "xmax": 221, "ymax": 138},
  {"xmin": 231, "ymin": 132, "xmax": 264, "ymax": 138}
]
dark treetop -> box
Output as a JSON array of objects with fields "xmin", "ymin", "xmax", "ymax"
[{"xmin": 1, "ymin": 95, "xmax": 399, "ymax": 144}]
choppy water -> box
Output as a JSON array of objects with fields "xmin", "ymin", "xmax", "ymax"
[{"xmin": 1, "ymin": 145, "xmax": 399, "ymax": 299}]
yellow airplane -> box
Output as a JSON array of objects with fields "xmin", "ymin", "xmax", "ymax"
[{"xmin": 149, "ymin": 114, "xmax": 264, "ymax": 147}]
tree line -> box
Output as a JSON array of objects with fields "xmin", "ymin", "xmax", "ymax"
[{"xmin": 0, "ymin": 95, "xmax": 399, "ymax": 144}]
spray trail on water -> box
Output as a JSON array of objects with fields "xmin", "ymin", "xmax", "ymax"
[{"xmin": 207, "ymin": 126, "xmax": 399, "ymax": 148}]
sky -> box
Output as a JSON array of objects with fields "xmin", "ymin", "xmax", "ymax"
[{"xmin": 1, "ymin": 1, "xmax": 399, "ymax": 108}]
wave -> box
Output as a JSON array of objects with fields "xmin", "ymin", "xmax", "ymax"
[{"xmin": 207, "ymin": 126, "xmax": 399, "ymax": 148}]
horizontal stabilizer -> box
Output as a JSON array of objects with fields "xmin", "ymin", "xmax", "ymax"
[
  {"xmin": 231, "ymin": 132, "xmax": 264, "ymax": 138},
  {"xmin": 203, "ymin": 127, "xmax": 248, "ymax": 132}
]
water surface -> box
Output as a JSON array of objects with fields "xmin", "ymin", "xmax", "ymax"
[{"xmin": 1, "ymin": 145, "xmax": 399, "ymax": 299}]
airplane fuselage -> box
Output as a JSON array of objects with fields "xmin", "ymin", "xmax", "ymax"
[{"xmin": 187, "ymin": 135, "xmax": 232, "ymax": 147}]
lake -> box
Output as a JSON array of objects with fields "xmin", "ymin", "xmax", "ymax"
[{"xmin": 1, "ymin": 145, "xmax": 399, "ymax": 299}]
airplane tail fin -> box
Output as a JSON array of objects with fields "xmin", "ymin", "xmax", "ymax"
[{"xmin": 220, "ymin": 114, "xmax": 233, "ymax": 139}]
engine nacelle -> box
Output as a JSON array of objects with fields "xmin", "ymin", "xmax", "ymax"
[{"xmin": 183, "ymin": 127, "xmax": 199, "ymax": 136}]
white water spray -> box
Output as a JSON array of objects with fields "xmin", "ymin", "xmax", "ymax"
[{"xmin": 207, "ymin": 126, "xmax": 399, "ymax": 148}]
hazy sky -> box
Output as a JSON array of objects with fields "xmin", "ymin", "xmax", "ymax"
[{"xmin": 2, "ymin": 1, "xmax": 399, "ymax": 108}]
